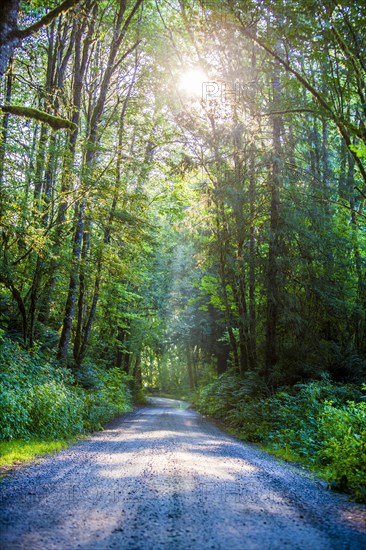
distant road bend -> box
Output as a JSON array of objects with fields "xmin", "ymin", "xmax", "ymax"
[{"xmin": 1, "ymin": 397, "xmax": 365, "ymax": 549}]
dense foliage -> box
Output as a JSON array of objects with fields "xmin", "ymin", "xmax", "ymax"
[
  {"xmin": 0, "ymin": 333, "xmax": 132, "ymax": 439},
  {"xmin": 0, "ymin": 0, "xmax": 365, "ymax": 385},
  {"xmin": 196, "ymin": 372, "xmax": 366, "ymax": 502}
]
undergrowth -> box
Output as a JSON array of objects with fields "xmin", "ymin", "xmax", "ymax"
[
  {"xmin": 194, "ymin": 370, "xmax": 366, "ymax": 503},
  {"xmin": 0, "ymin": 335, "xmax": 133, "ymax": 445}
]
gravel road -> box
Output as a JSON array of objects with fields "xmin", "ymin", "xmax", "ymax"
[{"xmin": 1, "ymin": 397, "xmax": 365, "ymax": 549}]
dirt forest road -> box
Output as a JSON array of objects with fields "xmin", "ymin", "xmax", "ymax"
[{"xmin": 1, "ymin": 398, "xmax": 365, "ymax": 550}]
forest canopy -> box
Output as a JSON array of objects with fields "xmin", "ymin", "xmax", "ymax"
[{"xmin": 0, "ymin": 0, "xmax": 365, "ymax": 391}]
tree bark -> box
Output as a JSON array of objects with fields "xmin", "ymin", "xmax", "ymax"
[
  {"xmin": 0, "ymin": 0, "xmax": 80, "ymax": 78},
  {"xmin": 264, "ymin": 49, "xmax": 282, "ymax": 381},
  {"xmin": 348, "ymin": 152, "xmax": 366, "ymax": 352},
  {"xmin": 186, "ymin": 344, "xmax": 195, "ymax": 389},
  {"xmin": 0, "ymin": 57, "xmax": 12, "ymax": 193}
]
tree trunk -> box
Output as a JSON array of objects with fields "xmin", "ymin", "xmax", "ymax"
[
  {"xmin": 0, "ymin": 57, "xmax": 12, "ymax": 193},
  {"xmin": 115, "ymin": 325, "xmax": 131, "ymax": 374},
  {"xmin": 76, "ymin": 264, "xmax": 100, "ymax": 366},
  {"xmin": 58, "ymin": 199, "xmax": 86, "ymax": 361},
  {"xmin": 57, "ymin": 0, "xmax": 142, "ymax": 363},
  {"xmin": 348, "ymin": 152, "xmax": 366, "ymax": 352},
  {"xmin": 216, "ymin": 223, "xmax": 240, "ymax": 369},
  {"xmin": 0, "ymin": 0, "xmax": 20, "ymax": 79},
  {"xmin": 133, "ymin": 353, "xmax": 142, "ymax": 388},
  {"xmin": 233, "ymin": 240, "xmax": 250, "ymax": 374},
  {"xmin": 0, "ymin": 0, "xmax": 80, "ymax": 78},
  {"xmin": 73, "ymin": 219, "xmax": 90, "ymax": 362},
  {"xmin": 264, "ymin": 50, "xmax": 282, "ymax": 381},
  {"xmin": 248, "ymin": 152, "xmax": 257, "ymax": 371},
  {"xmin": 41, "ymin": 10, "xmax": 96, "ymax": 321},
  {"xmin": 248, "ymin": 41, "xmax": 257, "ymax": 371},
  {"xmin": 186, "ymin": 344, "xmax": 195, "ymax": 389}
]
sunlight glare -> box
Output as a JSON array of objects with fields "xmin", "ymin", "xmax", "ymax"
[{"xmin": 178, "ymin": 68, "xmax": 208, "ymax": 97}]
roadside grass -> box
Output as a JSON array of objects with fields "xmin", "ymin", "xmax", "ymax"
[
  {"xmin": 260, "ymin": 442, "xmax": 327, "ymax": 477},
  {"xmin": 260, "ymin": 443, "xmax": 305, "ymax": 465},
  {"xmin": 0, "ymin": 438, "xmax": 80, "ymax": 477}
]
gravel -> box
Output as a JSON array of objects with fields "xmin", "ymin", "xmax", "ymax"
[{"xmin": 0, "ymin": 397, "xmax": 365, "ymax": 549}]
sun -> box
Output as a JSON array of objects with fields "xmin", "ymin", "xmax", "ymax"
[{"xmin": 178, "ymin": 68, "xmax": 208, "ymax": 97}]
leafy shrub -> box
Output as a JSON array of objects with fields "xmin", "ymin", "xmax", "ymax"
[
  {"xmin": 0, "ymin": 388, "xmax": 30, "ymax": 439},
  {"xmin": 82, "ymin": 367, "xmax": 132, "ymax": 431},
  {"xmin": 195, "ymin": 369, "xmax": 266, "ymax": 420},
  {"xmin": 195, "ymin": 371, "xmax": 242, "ymax": 418},
  {"xmin": 318, "ymin": 401, "xmax": 366, "ymax": 502},
  {"xmin": 0, "ymin": 336, "xmax": 132, "ymax": 440},
  {"xmin": 27, "ymin": 381, "xmax": 84, "ymax": 438},
  {"xmin": 226, "ymin": 399, "xmax": 273, "ymax": 442},
  {"xmin": 196, "ymin": 376, "xmax": 366, "ymax": 501}
]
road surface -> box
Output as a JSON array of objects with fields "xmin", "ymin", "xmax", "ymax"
[{"xmin": 1, "ymin": 397, "xmax": 365, "ymax": 549}]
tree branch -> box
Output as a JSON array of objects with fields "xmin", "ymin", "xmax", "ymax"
[
  {"xmin": 0, "ymin": 105, "xmax": 77, "ymax": 131},
  {"xmin": 14, "ymin": 0, "xmax": 80, "ymax": 40}
]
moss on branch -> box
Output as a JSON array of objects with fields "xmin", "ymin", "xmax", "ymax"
[{"xmin": 0, "ymin": 105, "xmax": 77, "ymax": 131}]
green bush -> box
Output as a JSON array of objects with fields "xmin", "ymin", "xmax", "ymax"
[
  {"xmin": 195, "ymin": 371, "xmax": 243, "ymax": 418},
  {"xmin": 27, "ymin": 381, "xmax": 85, "ymax": 438},
  {"xmin": 195, "ymin": 369, "xmax": 266, "ymax": 421},
  {"xmin": 0, "ymin": 336, "xmax": 132, "ymax": 440},
  {"xmin": 82, "ymin": 367, "xmax": 132, "ymax": 431},
  {"xmin": 0, "ymin": 387, "xmax": 30, "ymax": 439},
  {"xmin": 318, "ymin": 400, "xmax": 366, "ymax": 501},
  {"xmin": 196, "ymin": 376, "xmax": 366, "ymax": 502}
]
